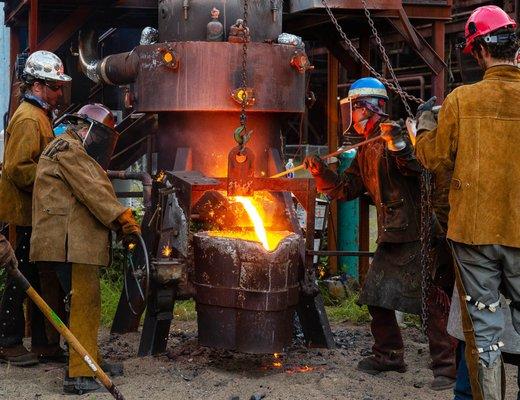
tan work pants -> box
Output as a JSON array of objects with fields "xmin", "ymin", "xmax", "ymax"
[{"xmin": 68, "ymin": 263, "xmax": 101, "ymax": 378}]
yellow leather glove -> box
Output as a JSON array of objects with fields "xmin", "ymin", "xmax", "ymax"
[{"xmin": 116, "ymin": 209, "xmax": 141, "ymax": 248}]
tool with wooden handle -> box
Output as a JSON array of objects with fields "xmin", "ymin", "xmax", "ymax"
[
  {"xmin": 2, "ymin": 260, "xmax": 127, "ymax": 400},
  {"xmin": 270, "ymin": 135, "xmax": 382, "ymax": 178}
]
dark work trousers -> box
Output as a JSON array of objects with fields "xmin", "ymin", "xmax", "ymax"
[
  {"xmin": 0, "ymin": 226, "xmax": 48, "ymax": 347},
  {"xmin": 369, "ymin": 286, "xmax": 457, "ymax": 378}
]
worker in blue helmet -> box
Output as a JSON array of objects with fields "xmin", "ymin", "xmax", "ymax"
[{"xmin": 304, "ymin": 77, "xmax": 457, "ymax": 390}]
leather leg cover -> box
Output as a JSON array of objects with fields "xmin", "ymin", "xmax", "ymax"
[
  {"xmin": 68, "ymin": 263, "xmax": 100, "ymax": 378},
  {"xmin": 426, "ymin": 286, "xmax": 457, "ymax": 378},
  {"xmin": 369, "ymin": 305, "xmax": 405, "ymax": 364}
]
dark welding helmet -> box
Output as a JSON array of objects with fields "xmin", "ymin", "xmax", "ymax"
[{"xmin": 56, "ymin": 103, "xmax": 119, "ymax": 170}]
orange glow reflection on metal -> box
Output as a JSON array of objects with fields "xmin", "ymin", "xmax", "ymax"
[
  {"xmin": 234, "ymin": 196, "xmax": 269, "ymax": 250},
  {"xmin": 127, "ymin": 243, "xmax": 136, "ymax": 250}
]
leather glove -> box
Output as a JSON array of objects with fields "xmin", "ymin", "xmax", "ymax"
[
  {"xmin": 0, "ymin": 234, "xmax": 17, "ymax": 272},
  {"xmin": 380, "ymin": 119, "xmax": 406, "ymax": 151},
  {"xmin": 116, "ymin": 209, "xmax": 141, "ymax": 249},
  {"xmin": 303, "ymin": 155, "xmax": 327, "ymax": 176},
  {"xmin": 417, "ymin": 110, "xmax": 438, "ymax": 134},
  {"xmin": 416, "ymin": 96, "xmax": 437, "ymax": 119}
]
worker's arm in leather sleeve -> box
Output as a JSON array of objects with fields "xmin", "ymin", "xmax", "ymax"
[
  {"xmin": 415, "ymin": 95, "xmax": 458, "ymax": 177},
  {"xmin": 304, "ymin": 155, "xmax": 366, "ymax": 201},
  {"xmin": 57, "ymin": 141, "xmax": 128, "ymax": 228},
  {"xmin": 3, "ymin": 120, "xmax": 42, "ymax": 192}
]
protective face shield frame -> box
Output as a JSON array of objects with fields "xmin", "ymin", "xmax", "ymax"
[
  {"xmin": 53, "ymin": 114, "xmax": 119, "ymax": 170},
  {"xmin": 340, "ymin": 96, "xmax": 388, "ymax": 135}
]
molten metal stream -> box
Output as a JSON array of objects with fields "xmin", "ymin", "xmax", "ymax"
[{"xmin": 234, "ymin": 196, "xmax": 270, "ymax": 250}]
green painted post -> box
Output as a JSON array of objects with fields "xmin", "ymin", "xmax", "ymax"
[{"xmin": 337, "ymin": 150, "xmax": 359, "ymax": 278}]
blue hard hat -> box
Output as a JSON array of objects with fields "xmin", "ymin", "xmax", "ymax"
[{"xmin": 348, "ymin": 77, "xmax": 389, "ymax": 101}]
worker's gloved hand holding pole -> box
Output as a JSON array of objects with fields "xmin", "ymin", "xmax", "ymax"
[{"xmin": 0, "ymin": 234, "xmax": 127, "ymax": 400}]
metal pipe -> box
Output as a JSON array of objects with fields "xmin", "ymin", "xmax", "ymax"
[
  {"xmin": 308, "ymin": 250, "xmax": 375, "ymax": 257},
  {"xmin": 79, "ymin": 30, "xmax": 139, "ymax": 85},
  {"xmin": 107, "ymin": 170, "xmax": 152, "ymax": 211}
]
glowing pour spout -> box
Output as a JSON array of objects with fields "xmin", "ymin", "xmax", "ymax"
[{"xmin": 234, "ymin": 196, "xmax": 270, "ymax": 250}]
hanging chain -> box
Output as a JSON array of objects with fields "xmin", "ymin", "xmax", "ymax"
[
  {"xmin": 419, "ymin": 169, "xmax": 434, "ymax": 334},
  {"xmin": 320, "ymin": 0, "xmax": 424, "ymax": 111},
  {"xmin": 360, "ymin": 0, "xmax": 413, "ymax": 118},
  {"xmin": 238, "ymin": 0, "xmax": 250, "ymax": 154}
]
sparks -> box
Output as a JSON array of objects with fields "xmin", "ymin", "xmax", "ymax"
[
  {"xmin": 234, "ymin": 196, "xmax": 269, "ymax": 250},
  {"xmin": 162, "ymin": 245, "xmax": 173, "ymax": 257}
]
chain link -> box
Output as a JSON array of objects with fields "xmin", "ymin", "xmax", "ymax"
[
  {"xmin": 360, "ymin": 0, "xmax": 413, "ymax": 117},
  {"xmin": 320, "ymin": 0, "xmax": 424, "ymax": 112},
  {"xmin": 238, "ymin": 0, "xmax": 249, "ymax": 153},
  {"xmin": 419, "ymin": 169, "xmax": 433, "ymax": 334}
]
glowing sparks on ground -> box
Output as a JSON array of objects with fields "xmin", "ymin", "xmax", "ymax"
[
  {"xmin": 234, "ymin": 196, "xmax": 269, "ymax": 250},
  {"xmin": 272, "ymin": 353, "xmax": 283, "ymax": 368},
  {"xmin": 162, "ymin": 245, "xmax": 173, "ymax": 257}
]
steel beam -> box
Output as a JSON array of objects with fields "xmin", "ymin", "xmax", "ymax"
[
  {"xmin": 35, "ymin": 6, "xmax": 92, "ymax": 52},
  {"xmin": 387, "ymin": 8, "xmax": 447, "ymax": 75},
  {"xmin": 290, "ymin": 0, "xmax": 403, "ymax": 13},
  {"xmin": 28, "ymin": 0, "xmax": 38, "ymax": 51},
  {"xmin": 431, "ymin": 20, "xmax": 446, "ymax": 102},
  {"xmin": 327, "ymin": 52, "xmax": 339, "ymax": 275}
]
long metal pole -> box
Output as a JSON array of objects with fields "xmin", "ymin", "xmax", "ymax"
[
  {"xmin": 4, "ymin": 263, "xmax": 126, "ymax": 400},
  {"xmin": 269, "ymin": 135, "xmax": 382, "ymax": 179}
]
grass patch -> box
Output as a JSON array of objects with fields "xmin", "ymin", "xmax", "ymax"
[
  {"xmin": 174, "ymin": 300, "xmax": 197, "ymax": 321},
  {"xmin": 100, "ymin": 275, "xmax": 123, "ymax": 327},
  {"xmin": 325, "ymin": 293, "xmax": 371, "ymax": 324}
]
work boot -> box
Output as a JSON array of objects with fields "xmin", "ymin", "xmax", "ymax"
[
  {"xmin": 32, "ymin": 344, "xmax": 68, "ymax": 363},
  {"xmin": 63, "ymin": 375, "xmax": 102, "ymax": 395},
  {"xmin": 0, "ymin": 344, "xmax": 39, "ymax": 367},
  {"xmin": 357, "ymin": 353, "xmax": 407, "ymax": 375},
  {"xmin": 430, "ymin": 375, "xmax": 456, "ymax": 391},
  {"xmin": 100, "ymin": 360, "xmax": 124, "ymax": 377},
  {"xmin": 478, "ymin": 358, "xmax": 502, "ymax": 400}
]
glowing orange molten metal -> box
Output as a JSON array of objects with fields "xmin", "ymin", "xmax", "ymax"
[
  {"xmin": 207, "ymin": 195, "xmax": 291, "ymax": 251},
  {"xmin": 234, "ymin": 196, "xmax": 269, "ymax": 250}
]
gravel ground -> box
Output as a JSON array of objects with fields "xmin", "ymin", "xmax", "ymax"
[{"xmin": 1, "ymin": 321, "xmax": 517, "ymax": 400}]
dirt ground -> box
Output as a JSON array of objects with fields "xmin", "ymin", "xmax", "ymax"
[{"xmin": 1, "ymin": 321, "xmax": 518, "ymax": 400}]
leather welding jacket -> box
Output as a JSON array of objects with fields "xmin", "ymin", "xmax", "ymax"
[
  {"xmin": 0, "ymin": 100, "xmax": 54, "ymax": 226},
  {"xmin": 316, "ymin": 119, "xmax": 422, "ymax": 244},
  {"xmin": 415, "ymin": 65, "xmax": 520, "ymax": 248},
  {"xmin": 30, "ymin": 132, "xmax": 128, "ymax": 266}
]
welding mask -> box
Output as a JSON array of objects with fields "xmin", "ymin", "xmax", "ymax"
[{"xmin": 57, "ymin": 104, "xmax": 119, "ymax": 170}]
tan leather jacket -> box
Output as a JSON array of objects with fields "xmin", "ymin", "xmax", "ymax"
[
  {"xmin": 0, "ymin": 101, "xmax": 54, "ymax": 226},
  {"xmin": 416, "ymin": 65, "xmax": 520, "ymax": 247},
  {"xmin": 30, "ymin": 133, "xmax": 127, "ymax": 266}
]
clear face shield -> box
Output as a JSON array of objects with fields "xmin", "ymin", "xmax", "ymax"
[{"xmin": 340, "ymin": 97, "xmax": 354, "ymax": 136}]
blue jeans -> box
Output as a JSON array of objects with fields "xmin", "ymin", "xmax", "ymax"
[
  {"xmin": 456, "ymin": 341, "xmax": 520, "ymax": 400},
  {"xmin": 454, "ymin": 342, "xmax": 472, "ymax": 400}
]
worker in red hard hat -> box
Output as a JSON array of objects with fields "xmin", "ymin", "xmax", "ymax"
[
  {"xmin": 415, "ymin": 5, "xmax": 520, "ymax": 399},
  {"xmin": 31, "ymin": 103, "xmax": 140, "ymax": 395}
]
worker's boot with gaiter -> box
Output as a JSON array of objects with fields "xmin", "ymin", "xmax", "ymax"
[
  {"xmin": 426, "ymin": 286, "xmax": 457, "ymax": 391},
  {"xmin": 357, "ymin": 306, "xmax": 407, "ymax": 374},
  {"xmin": 478, "ymin": 357, "xmax": 503, "ymax": 400}
]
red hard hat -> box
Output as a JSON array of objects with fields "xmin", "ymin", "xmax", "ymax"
[{"xmin": 463, "ymin": 6, "xmax": 517, "ymax": 54}]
